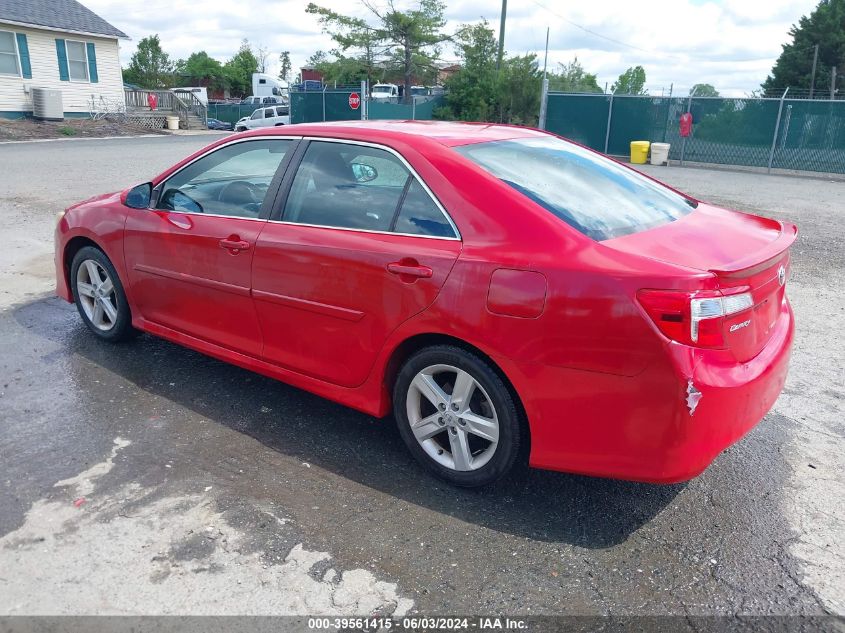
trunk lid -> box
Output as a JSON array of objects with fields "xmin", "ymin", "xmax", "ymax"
[{"xmin": 605, "ymin": 204, "xmax": 797, "ymax": 361}]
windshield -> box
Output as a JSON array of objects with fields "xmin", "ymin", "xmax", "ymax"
[{"xmin": 454, "ymin": 137, "xmax": 695, "ymax": 240}]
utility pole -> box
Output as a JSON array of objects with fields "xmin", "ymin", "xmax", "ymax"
[
  {"xmin": 542, "ymin": 27, "xmax": 549, "ymax": 79},
  {"xmin": 832, "ymin": 66, "xmax": 838, "ymax": 100},
  {"xmin": 809, "ymin": 44, "xmax": 819, "ymax": 99},
  {"xmin": 496, "ymin": 0, "xmax": 507, "ymax": 71}
]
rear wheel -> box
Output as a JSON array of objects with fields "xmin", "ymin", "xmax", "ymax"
[
  {"xmin": 393, "ymin": 345, "xmax": 523, "ymax": 487},
  {"xmin": 70, "ymin": 246, "xmax": 136, "ymax": 342}
]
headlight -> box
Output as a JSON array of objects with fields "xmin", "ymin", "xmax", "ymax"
[{"xmin": 55, "ymin": 209, "xmax": 67, "ymax": 225}]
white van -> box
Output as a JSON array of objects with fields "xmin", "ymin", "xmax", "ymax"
[
  {"xmin": 172, "ymin": 87, "xmax": 208, "ymax": 106},
  {"xmin": 371, "ymin": 83, "xmax": 399, "ymax": 100}
]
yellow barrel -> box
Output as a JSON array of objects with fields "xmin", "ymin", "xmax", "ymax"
[{"xmin": 630, "ymin": 141, "xmax": 650, "ymax": 164}]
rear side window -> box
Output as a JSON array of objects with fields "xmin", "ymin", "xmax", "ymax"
[
  {"xmin": 394, "ymin": 179, "xmax": 454, "ymax": 237},
  {"xmin": 454, "ymin": 137, "xmax": 695, "ymax": 240},
  {"xmin": 282, "ymin": 141, "xmax": 456, "ymax": 238}
]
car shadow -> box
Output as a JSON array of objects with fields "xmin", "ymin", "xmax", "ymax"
[{"xmin": 14, "ymin": 297, "xmax": 685, "ymax": 549}]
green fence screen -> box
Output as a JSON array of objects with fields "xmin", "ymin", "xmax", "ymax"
[
  {"xmin": 206, "ymin": 103, "xmax": 264, "ymax": 125},
  {"xmin": 290, "ymin": 90, "xmax": 443, "ymax": 124},
  {"xmin": 545, "ymin": 93, "xmax": 845, "ymax": 174},
  {"xmin": 290, "ymin": 90, "xmax": 362, "ymax": 124},
  {"xmin": 368, "ymin": 96, "xmax": 444, "ymax": 120}
]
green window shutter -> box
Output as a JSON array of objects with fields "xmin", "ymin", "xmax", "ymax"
[
  {"xmin": 86, "ymin": 42, "xmax": 98, "ymax": 83},
  {"xmin": 55, "ymin": 39, "xmax": 69, "ymax": 81},
  {"xmin": 16, "ymin": 34, "xmax": 31, "ymax": 79}
]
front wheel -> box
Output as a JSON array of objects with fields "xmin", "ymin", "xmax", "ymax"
[
  {"xmin": 393, "ymin": 345, "xmax": 524, "ymax": 487},
  {"xmin": 70, "ymin": 246, "xmax": 136, "ymax": 342}
]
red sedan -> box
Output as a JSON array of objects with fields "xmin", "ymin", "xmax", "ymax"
[{"xmin": 54, "ymin": 121, "xmax": 796, "ymax": 487}]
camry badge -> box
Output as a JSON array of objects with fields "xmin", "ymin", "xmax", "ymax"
[{"xmin": 778, "ymin": 265, "xmax": 786, "ymax": 287}]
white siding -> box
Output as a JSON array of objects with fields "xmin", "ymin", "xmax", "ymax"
[{"xmin": 0, "ymin": 23, "xmax": 123, "ymax": 114}]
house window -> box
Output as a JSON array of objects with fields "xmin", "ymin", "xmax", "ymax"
[
  {"xmin": 0, "ymin": 30, "xmax": 20, "ymax": 77},
  {"xmin": 66, "ymin": 40, "xmax": 89, "ymax": 82}
]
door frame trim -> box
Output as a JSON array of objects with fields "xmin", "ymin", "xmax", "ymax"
[
  {"xmin": 268, "ymin": 136, "xmax": 462, "ymax": 241},
  {"xmin": 149, "ymin": 135, "xmax": 303, "ymax": 220}
]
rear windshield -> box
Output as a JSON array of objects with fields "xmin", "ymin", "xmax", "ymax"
[{"xmin": 454, "ymin": 137, "xmax": 695, "ymax": 240}]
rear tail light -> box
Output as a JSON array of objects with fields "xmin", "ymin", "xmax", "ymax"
[{"xmin": 637, "ymin": 288, "xmax": 753, "ymax": 348}]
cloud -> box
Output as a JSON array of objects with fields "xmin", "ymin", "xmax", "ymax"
[{"xmin": 84, "ymin": 0, "xmax": 817, "ymax": 95}]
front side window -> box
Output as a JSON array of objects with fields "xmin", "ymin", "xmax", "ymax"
[
  {"xmin": 66, "ymin": 40, "xmax": 89, "ymax": 82},
  {"xmin": 250, "ymin": 109, "xmax": 263, "ymax": 120},
  {"xmin": 158, "ymin": 139, "xmax": 293, "ymax": 218},
  {"xmin": 0, "ymin": 31, "xmax": 19, "ymax": 76},
  {"xmin": 455, "ymin": 136, "xmax": 695, "ymax": 240},
  {"xmin": 283, "ymin": 141, "xmax": 455, "ymax": 237}
]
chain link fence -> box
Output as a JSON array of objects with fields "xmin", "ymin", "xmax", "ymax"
[{"xmin": 543, "ymin": 92, "xmax": 845, "ymax": 174}]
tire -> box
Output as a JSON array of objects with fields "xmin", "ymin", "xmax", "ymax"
[
  {"xmin": 236, "ymin": 126, "xmax": 246, "ymax": 132},
  {"xmin": 70, "ymin": 246, "xmax": 136, "ymax": 342},
  {"xmin": 393, "ymin": 344, "xmax": 524, "ymax": 487}
]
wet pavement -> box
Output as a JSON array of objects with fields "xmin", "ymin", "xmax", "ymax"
[{"xmin": 0, "ymin": 135, "xmax": 842, "ymax": 617}]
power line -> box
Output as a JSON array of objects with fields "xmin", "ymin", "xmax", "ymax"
[{"xmin": 526, "ymin": 0, "xmax": 662, "ymax": 55}]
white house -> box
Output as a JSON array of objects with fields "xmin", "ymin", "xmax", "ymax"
[{"xmin": 0, "ymin": 0, "xmax": 127, "ymax": 119}]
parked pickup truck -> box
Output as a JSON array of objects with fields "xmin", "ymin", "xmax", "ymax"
[{"xmin": 235, "ymin": 105, "xmax": 290, "ymax": 132}]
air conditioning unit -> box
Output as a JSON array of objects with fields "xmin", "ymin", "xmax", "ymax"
[{"xmin": 32, "ymin": 88, "xmax": 63, "ymax": 121}]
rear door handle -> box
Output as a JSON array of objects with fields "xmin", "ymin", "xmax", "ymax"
[
  {"xmin": 219, "ymin": 237, "xmax": 251, "ymax": 252},
  {"xmin": 387, "ymin": 262, "xmax": 433, "ymax": 279}
]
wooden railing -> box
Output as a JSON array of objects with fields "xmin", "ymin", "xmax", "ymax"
[
  {"xmin": 124, "ymin": 89, "xmax": 208, "ymax": 128},
  {"xmin": 173, "ymin": 90, "xmax": 208, "ymax": 127},
  {"xmin": 124, "ymin": 89, "xmax": 176, "ymax": 111}
]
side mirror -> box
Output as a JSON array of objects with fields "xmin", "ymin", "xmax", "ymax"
[
  {"xmin": 124, "ymin": 182, "xmax": 152, "ymax": 209},
  {"xmin": 351, "ymin": 163, "xmax": 378, "ymax": 183}
]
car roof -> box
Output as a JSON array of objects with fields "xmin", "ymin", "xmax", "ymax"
[{"xmin": 269, "ymin": 120, "xmax": 548, "ymax": 148}]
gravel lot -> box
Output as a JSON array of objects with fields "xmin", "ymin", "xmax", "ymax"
[{"xmin": 0, "ymin": 135, "xmax": 842, "ymax": 621}]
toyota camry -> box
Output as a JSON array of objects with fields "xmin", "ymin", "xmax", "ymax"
[{"xmin": 54, "ymin": 121, "xmax": 796, "ymax": 487}]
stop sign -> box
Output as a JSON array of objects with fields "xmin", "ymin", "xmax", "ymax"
[{"xmin": 349, "ymin": 92, "xmax": 360, "ymax": 110}]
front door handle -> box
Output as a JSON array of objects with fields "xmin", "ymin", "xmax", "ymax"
[
  {"xmin": 219, "ymin": 236, "xmax": 251, "ymax": 253},
  {"xmin": 387, "ymin": 261, "xmax": 433, "ymax": 279}
]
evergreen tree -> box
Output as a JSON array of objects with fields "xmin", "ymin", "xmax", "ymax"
[{"xmin": 762, "ymin": 0, "xmax": 845, "ymax": 95}]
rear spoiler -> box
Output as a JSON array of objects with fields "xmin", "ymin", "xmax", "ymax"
[{"xmin": 709, "ymin": 221, "xmax": 798, "ymax": 277}]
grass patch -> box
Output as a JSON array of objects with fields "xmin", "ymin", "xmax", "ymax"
[{"xmin": 58, "ymin": 126, "xmax": 77, "ymax": 136}]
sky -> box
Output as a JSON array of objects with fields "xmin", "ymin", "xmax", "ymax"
[{"xmin": 84, "ymin": 0, "xmax": 820, "ymax": 96}]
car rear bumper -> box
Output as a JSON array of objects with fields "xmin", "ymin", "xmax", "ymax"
[{"xmin": 509, "ymin": 297, "xmax": 795, "ymax": 483}]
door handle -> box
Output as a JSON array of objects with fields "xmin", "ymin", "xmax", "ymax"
[
  {"xmin": 387, "ymin": 261, "xmax": 433, "ymax": 279},
  {"xmin": 219, "ymin": 237, "xmax": 251, "ymax": 252}
]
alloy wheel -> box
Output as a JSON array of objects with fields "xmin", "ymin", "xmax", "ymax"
[
  {"xmin": 406, "ymin": 364, "xmax": 500, "ymax": 472},
  {"xmin": 75, "ymin": 259, "xmax": 118, "ymax": 331}
]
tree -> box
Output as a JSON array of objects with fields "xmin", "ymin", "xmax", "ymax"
[
  {"xmin": 690, "ymin": 83, "xmax": 720, "ymax": 97},
  {"xmin": 224, "ymin": 40, "xmax": 259, "ymax": 97},
  {"xmin": 440, "ymin": 22, "xmax": 499, "ymax": 121},
  {"xmin": 612, "ymin": 65, "xmax": 647, "ymax": 95},
  {"xmin": 278, "ymin": 51, "xmax": 292, "ymax": 83},
  {"xmin": 547, "ymin": 57, "xmax": 602, "ymax": 93},
  {"xmin": 762, "ymin": 0, "xmax": 845, "ymax": 95},
  {"xmin": 255, "ymin": 44, "xmax": 270, "ymax": 73},
  {"xmin": 175, "ymin": 51, "xmax": 226, "ymax": 90},
  {"xmin": 437, "ymin": 21, "xmax": 540, "ymax": 125},
  {"xmin": 306, "ymin": 0, "xmax": 452, "ymax": 101},
  {"xmin": 498, "ymin": 54, "xmax": 542, "ymax": 125},
  {"xmin": 123, "ymin": 34, "xmax": 174, "ymax": 89}
]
